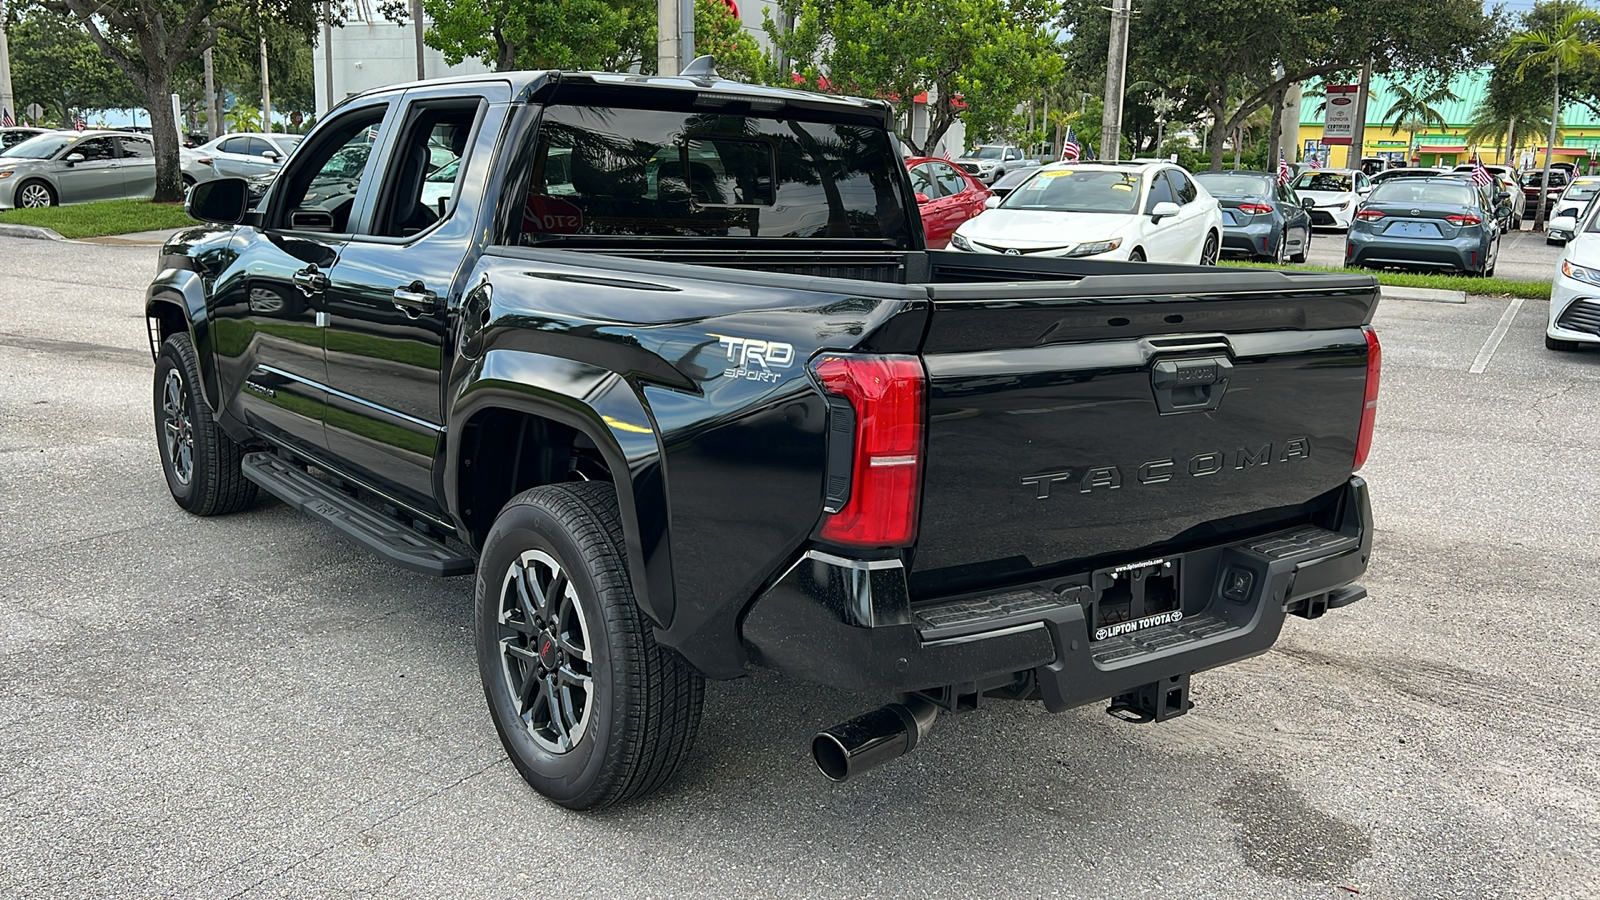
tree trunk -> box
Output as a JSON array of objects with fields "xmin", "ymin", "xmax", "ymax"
[
  {"xmin": 1538, "ymin": 67, "xmax": 1560, "ymax": 230},
  {"xmin": 1268, "ymin": 89, "xmax": 1284, "ymax": 171},
  {"xmin": 1208, "ymin": 101, "xmax": 1226, "ymax": 171},
  {"xmin": 146, "ymin": 74, "xmax": 184, "ymax": 203},
  {"xmin": 1503, "ymin": 115, "xmax": 1516, "ymax": 166}
]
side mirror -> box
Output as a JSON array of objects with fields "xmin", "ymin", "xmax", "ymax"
[
  {"xmin": 63, "ymin": 152, "xmax": 84, "ymax": 166},
  {"xmin": 1301, "ymin": 196, "xmax": 1317, "ymax": 209},
  {"xmin": 915, "ymin": 192, "xmax": 931, "ymax": 205},
  {"xmin": 1150, "ymin": 200, "xmax": 1181, "ymax": 220},
  {"xmin": 262, "ymin": 150, "xmax": 280, "ymax": 161},
  {"xmin": 984, "ymin": 195, "xmax": 1002, "ymax": 209},
  {"xmin": 1358, "ymin": 186, "xmax": 1371, "ymax": 195},
  {"xmin": 1496, "ymin": 190, "xmax": 1510, "ymax": 202},
  {"xmin": 185, "ymin": 176, "xmax": 250, "ymax": 225}
]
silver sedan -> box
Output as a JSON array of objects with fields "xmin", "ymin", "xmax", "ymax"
[
  {"xmin": 0, "ymin": 130, "xmax": 156, "ymax": 209},
  {"xmin": 180, "ymin": 133, "xmax": 303, "ymax": 185}
]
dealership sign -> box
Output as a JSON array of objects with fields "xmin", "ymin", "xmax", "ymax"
[{"xmin": 1322, "ymin": 84, "xmax": 1360, "ymax": 146}]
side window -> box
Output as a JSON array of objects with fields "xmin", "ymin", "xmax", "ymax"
[
  {"xmin": 1144, "ymin": 170, "xmax": 1175, "ymax": 212},
  {"xmin": 933, "ymin": 163, "xmax": 968, "ymax": 197},
  {"xmin": 72, "ymin": 138, "xmax": 116, "ymax": 162},
  {"xmin": 909, "ymin": 164, "xmax": 940, "ymax": 198},
  {"xmin": 218, "ymin": 137, "xmax": 251, "ymax": 155},
  {"xmin": 271, "ymin": 105, "xmax": 387, "ymax": 234},
  {"xmin": 1005, "ymin": 148, "xmax": 1021, "ymax": 161},
  {"xmin": 371, "ymin": 101, "xmax": 481, "ymax": 238},
  {"xmin": 247, "ymin": 137, "xmax": 276, "ymax": 157},
  {"xmin": 1169, "ymin": 169, "xmax": 1198, "ymax": 204},
  {"xmin": 117, "ymin": 137, "xmax": 153, "ymax": 159}
]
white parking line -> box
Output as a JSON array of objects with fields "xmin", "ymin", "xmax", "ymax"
[{"xmin": 1470, "ymin": 297, "xmax": 1525, "ymax": 374}]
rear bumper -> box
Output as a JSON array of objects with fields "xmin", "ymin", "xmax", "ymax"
[
  {"xmin": 1348, "ymin": 232, "xmax": 1483, "ymax": 272},
  {"xmin": 741, "ymin": 478, "xmax": 1373, "ymax": 709},
  {"xmin": 1219, "ymin": 221, "xmax": 1276, "ymax": 257}
]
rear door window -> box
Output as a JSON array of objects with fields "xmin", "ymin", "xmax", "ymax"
[
  {"xmin": 909, "ymin": 164, "xmax": 940, "ymax": 199},
  {"xmin": 116, "ymin": 137, "xmax": 153, "ymax": 159},
  {"xmin": 1168, "ymin": 169, "xmax": 1198, "ymax": 204},
  {"xmin": 1144, "ymin": 170, "xmax": 1175, "ymax": 212},
  {"xmin": 506, "ymin": 103, "xmax": 913, "ymax": 246},
  {"xmin": 932, "ymin": 162, "xmax": 968, "ymax": 197}
]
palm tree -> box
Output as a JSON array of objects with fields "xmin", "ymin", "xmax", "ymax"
[
  {"xmin": 1378, "ymin": 81, "xmax": 1460, "ymax": 163},
  {"xmin": 1503, "ymin": 9, "xmax": 1600, "ymax": 227}
]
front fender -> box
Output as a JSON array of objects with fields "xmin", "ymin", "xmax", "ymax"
[
  {"xmin": 448, "ymin": 348, "xmax": 675, "ymax": 629},
  {"xmin": 146, "ymin": 267, "xmax": 220, "ymax": 414}
]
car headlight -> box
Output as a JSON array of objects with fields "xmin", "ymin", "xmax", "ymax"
[
  {"xmin": 1333, "ymin": 201, "xmax": 1350, "ymax": 210},
  {"xmin": 950, "ymin": 232, "xmax": 975, "ymax": 251},
  {"xmin": 1562, "ymin": 259, "xmax": 1600, "ymax": 283},
  {"xmin": 1065, "ymin": 238, "xmax": 1123, "ymax": 258}
]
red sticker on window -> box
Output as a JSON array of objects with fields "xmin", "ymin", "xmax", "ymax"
[{"xmin": 523, "ymin": 194, "xmax": 583, "ymax": 234}]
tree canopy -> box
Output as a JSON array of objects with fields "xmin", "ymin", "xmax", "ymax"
[{"xmin": 5, "ymin": 9, "xmax": 141, "ymax": 125}]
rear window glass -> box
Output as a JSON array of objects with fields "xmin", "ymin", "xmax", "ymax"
[
  {"xmin": 508, "ymin": 104, "xmax": 912, "ymax": 246},
  {"xmin": 1194, "ymin": 173, "xmax": 1273, "ymax": 197},
  {"xmin": 1368, "ymin": 181, "xmax": 1475, "ymax": 206}
]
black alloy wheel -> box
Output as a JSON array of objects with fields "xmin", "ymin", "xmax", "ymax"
[
  {"xmin": 477, "ymin": 481, "xmax": 703, "ymax": 809},
  {"xmin": 153, "ymin": 333, "xmax": 258, "ymax": 515}
]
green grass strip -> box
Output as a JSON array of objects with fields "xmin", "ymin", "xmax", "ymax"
[
  {"xmin": 0, "ymin": 198, "xmax": 198, "ymax": 238},
  {"xmin": 1220, "ymin": 259, "xmax": 1550, "ymax": 300}
]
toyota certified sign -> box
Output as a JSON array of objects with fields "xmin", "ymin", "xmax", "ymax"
[{"xmin": 1323, "ymin": 84, "xmax": 1360, "ymax": 146}]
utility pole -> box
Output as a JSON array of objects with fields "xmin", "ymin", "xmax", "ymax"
[
  {"xmin": 203, "ymin": 18, "xmax": 219, "ymax": 140},
  {"xmin": 0, "ymin": 11, "xmax": 16, "ymax": 128},
  {"xmin": 323, "ymin": 1, "xmax": 334, "ymax": 115},
  {"xmin": 410, "ymin": 0, "xmax": 425, "ymax": 80},
  {"xmin": 258, "ymin": 0, "xmax": 273, "ymax": 132},
  {"xmin": 1100, "ymin": 0, "xmax": 1132, "ymax": 161},
  {"xmin": 657, "ymin": 0, "xmax": 694, "ymax": 75},
  {"xmin": 1347, "ymin": 58, "xmax": 1372, "ymax": 169}
]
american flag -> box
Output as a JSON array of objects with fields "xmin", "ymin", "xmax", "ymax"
[
  {"xmin": 1061, "ymin": 126, "xmax": 1081, "ymax": 162},
  {"xmin": 1308, "ymin": 153, "xmax": 1321, "ymax": 170},
  {"xmin": 1470, "ymin": 154, "xmax": 1494, "ymax": 187},
  {"xmin": 74, "ymin": 117, "xmax": 86, "ymax": 132},
  {"xmin": 1278, "ymin": 149, "xmax": 1291, "ymax": 185},
  {"xmin": 0, "ymin": 109, "xmax": 12, "ymax": 127}
]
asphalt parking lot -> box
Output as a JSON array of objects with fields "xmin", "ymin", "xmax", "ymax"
[
  {"xmin": 1303, "ymin": 225, "xmax": 1562, "ymax": 281},
  {"xmin": 2, "ymin": 236, "xmax": 1597, "ymax": 899}
]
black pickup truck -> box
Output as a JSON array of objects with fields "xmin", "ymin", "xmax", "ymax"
[{"xmin": 148, "ymin": 67, "xmax": 1381, "ymax": 810}]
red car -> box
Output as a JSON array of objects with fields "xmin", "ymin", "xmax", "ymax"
[{"xmin": 907, "ymin": 157, "xmax": 994, "ymax": 248}]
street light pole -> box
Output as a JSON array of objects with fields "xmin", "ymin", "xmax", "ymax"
[
  {"xmin": 0, "ymin": 12, "xmax": 16, "ymax": 127},
  {"xmin": 411, "ymin": 0, "xmax": 425, "ymax": 81},
  {"xmin": 1100, "ymin": 0, "xmax": 1132, "ymax": 161}
]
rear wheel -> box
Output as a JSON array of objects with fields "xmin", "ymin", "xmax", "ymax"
[
  {"xmin": 16, "ymin": 180, "xmax": 55, "ymax": 209},
  {"xmin": 477, "ymin": 481, "xmax": 704, "ymax": 810},
  {"xmin": 1199, "ymin": 231, "xmax": 1220, "ymax": 265},
  {"xmin": 1547, "ymin": 335, "xmax": 1582, "ymax": 352},
  {"xmin": 1275, "ymin": 229, "xmax": 1291, "ymax": 265}
]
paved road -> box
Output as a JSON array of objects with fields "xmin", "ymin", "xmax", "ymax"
[
  {"xmin": 2, "ymin": 237, "xmax": 1597, "ymax": 898},
  {"xmin": 1304, "ymin": 226, "xmax": 1562, "ymax": 282}
]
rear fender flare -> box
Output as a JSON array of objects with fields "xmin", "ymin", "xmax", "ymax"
[
  {"xmin": 449, "ymin": 349, "xmax": 675, "ymax": 629},
  {"xmin": 145, "ymin": 267, "xmax": 221, "ymax": 413}
]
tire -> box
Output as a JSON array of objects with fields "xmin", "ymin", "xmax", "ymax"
[
  {"xmin": 1547, "ymin": 335, "xmax": 1582, "ymax": 352},
  {"xmin": 182, "ymin": 174, "xmax": 196, "ymax": 188},
  {"xmin": 1291, "ymin": 227, "xmax": 1310, "ymax": 263},
  {"xmin": 477, "ymin": 481, "xmax": 704, "ymax": 810},
  {"xmin": 1128, "ymin": 248, "xmax": 1147, "ymax": 262},
  {"xmin": 15, "ymin": 180, "xmax": 55, "ymax": 209},
  {"xmin": 1199, "ymin": 230, "xmax": 1220, "ymax": 265},
  {"xmin": 1276, "ymin": 229, "xmax": 1291, "ymax": 265},
  {"xmin": 154, "ymin": 333, "xmax": 259, "ymax": 515}
]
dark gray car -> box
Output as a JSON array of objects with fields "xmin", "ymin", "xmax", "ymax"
[
  {"xmin": 1194, "ymin": 170, "xmax": 1313, "ymax": 263},
  {"xmin": 1346, "ymin": 177, "xmax": 1503, "ymax": 276}
]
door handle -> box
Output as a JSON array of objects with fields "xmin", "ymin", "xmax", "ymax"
[
  {"xmin": 1151, "ymin": 356, "xmax": 1233, "ymax": 415},
  {"xmin": 292, "ymin": 266, "xmax": 330, "ymax": 296},
  {"xmin": 392, "ymin": 282, "xmax": 438, "ymax": 317}
]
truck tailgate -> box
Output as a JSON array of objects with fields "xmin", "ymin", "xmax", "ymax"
[{"xmin": 910, "ymin": 270, "xmax": 1379, "ymax": 597}]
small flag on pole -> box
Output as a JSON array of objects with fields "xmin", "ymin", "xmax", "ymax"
[
  {"xmin": 0, "ymin": 109, "xmax": 13, "ymax": 128},
  {"xmin": 1278, "ymin": 149, "xmax": 1292, "ymax": 185},
  {"xmin": 74, "ymin": 117, "xmax": 87, "ymax": 132},
  {"xmin": 1308, "ymin": 153, "xmax": 1321, "ymax": 170},
  {"xmin": 1061, "ymin": 126, "xmax": 1081, "ymax": 162},
  {"xmin": 1470, "ymin": 154, "xmax": 1494, "ymax": 187}
]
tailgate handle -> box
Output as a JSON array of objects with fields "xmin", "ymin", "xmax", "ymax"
[{"xmin": 1151, "ymin": 357, "xmax": 1232, "ymax": 415}]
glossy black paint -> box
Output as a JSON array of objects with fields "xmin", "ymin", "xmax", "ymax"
[{"xmin": 151, "ymin": 71, "xmax": 1379, "ymax": 694}]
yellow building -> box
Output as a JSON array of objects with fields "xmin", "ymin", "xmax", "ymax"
[{"xmin": 1298, "ymin": 67, "xmax": 1600, "ymax": 171}]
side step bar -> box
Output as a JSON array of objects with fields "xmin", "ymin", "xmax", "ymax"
[{"xmin": 241, "ymin": 452, "xmax": 474, "ymax": 577}]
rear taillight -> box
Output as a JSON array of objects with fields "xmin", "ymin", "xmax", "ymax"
[
  {"xmin": 1236, "ymin": 203, "xmax": 1273, "ymax": 215},
  {"xmin": 1354, "ymin": 326, "xmax": 1381, "ymax": 470},
  {"xmin": 1354, "ymin": 209, "xmax": 1385, "ymax": 221},
  {"xmin": 1445, "ymin": 214, "xmax": 1482, "ymax": 226},
  {"xmin": 810, "ymin": 354, "xmax": 926, "ymax": 547}
]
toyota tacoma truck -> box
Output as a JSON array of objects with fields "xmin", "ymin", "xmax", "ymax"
[{"xmin": 147, "ymin": 65, "xmax": 1381, "ymax": 810}]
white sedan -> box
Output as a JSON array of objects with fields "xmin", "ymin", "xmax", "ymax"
[
  {"xmin": 1292, "ymin": 168, "xmax": 1370, "ymax": 230},
  {"xmin": 947, "ymin": 161, "xmax": 1223, "ymax": 264},
  {"xmin": 180, "ymin": 132, "xmax": 303, "ymax": 185},
  {"xmin": 1548, "ymin": 198, "xmax": 1600, "ymax": 351}
]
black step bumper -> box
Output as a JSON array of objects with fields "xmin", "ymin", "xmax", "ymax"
[{"xmin": 741, "ymin": 478, "xmax": 1371, "ymax": 709}]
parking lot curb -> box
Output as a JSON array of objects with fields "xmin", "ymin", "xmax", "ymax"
[
  {"xmin": 1381, "ymin": 286, "xmax": 1467, "ymax": 304},
  {"xmin": 0, "ymin": 223, "xmax": 68, "ymax": 242}
]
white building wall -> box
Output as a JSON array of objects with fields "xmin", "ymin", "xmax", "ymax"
[{"xmin": 315, "ymin": 19, "xmax": 491, "ymax": 115}]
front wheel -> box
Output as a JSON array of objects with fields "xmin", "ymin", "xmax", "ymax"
[
  {"xmin": 154, "ymin": 333, "xmax": 259, "ymax": 515},
  {"xmin": 16, "ymin": 180, "xmax": 55, "ymax": 209},
  {"xmin": 477, "ymin": 481, "xmax": 704, "ymax": 810},
  {"xmin": 1291, "ymin": 227, "xmax": 1310, "ymax": 263},
  {"xmin": 1128, "ymin": 248, "xmax": 1147, "ymax": 262},
  {"xmin": 1199, "ymin": 231, "xmax": 1219, "ymax": 265}
]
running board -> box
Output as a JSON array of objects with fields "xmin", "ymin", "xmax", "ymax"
[{"xmin": 241, "ymin": 452, "xmax": 474, "ymax": 577}]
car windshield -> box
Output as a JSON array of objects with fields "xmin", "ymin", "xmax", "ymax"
[
  {"xmin": 1567, "ymin": 183, "xmax": 1600, "ymax": 201},
  {"xmin": 1294, "ymin": 172, "xmax": 1352, "ymax": 192},
  {"xmin": 426, "ymin": 158, "xmax": 460, "ymax": 183},
  {"xmin": 973, "ymin": 147, "xmax": 1004, "ymax": 159},
  {"xmin": 1522, "ymin": 171, "xmax": 1567, "ymax": 185},
  {"xmin": 1002, "ymin": 168, "xmax": 1142, "ymax": 213},
  {"xmin": 0, "ymin": 133, "xmax": 75, "ymax": 159},
  {"xmin": 1368, "ymin": 181, "xmax": 1476, "ymax": 206},
  {"xmin": 1373, "ymin": 169, "xmax": 1444, "ymax": 184},
  {"xmin": 1194, "ymin": 173, "xmax": 1273, "ymax": 197}
]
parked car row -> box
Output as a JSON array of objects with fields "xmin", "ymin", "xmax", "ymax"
[{"xmin": 1548, "ymin": 189, "xmax": 1600, "ymax": 351}]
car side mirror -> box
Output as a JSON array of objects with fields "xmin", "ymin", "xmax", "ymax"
[
  {"xmin": 984, "ymin": 195, "xmax": 1002, "ymax": 209},
  {"xmin": 1150, "ymin": 200, "xmax": 1181, "ymax": 220},
  {"xmin": 1301, "ymin": 197, "xmax": 1317, "ymax": 209},
  {"xmin": 262, "ymin": 150, "xmax": 280, "ymax": 161},
  {"xmin": 1358, "ymin": 186, "xmax": 1371, "ymax": 195},
  {"xmin": 1496, "ymin": 190, "xmax": 1510, "ymax": 202},
  {"xmin": 915, "ymin": 192, "xmax": 931, "ymax": 205},
  {"xmin": 63, "ymin": 152, "xmax": 84, "ymax": 166},
  {"xmin": 185, "ymin": 176, "xmax": 250, "ymax": 225}
]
